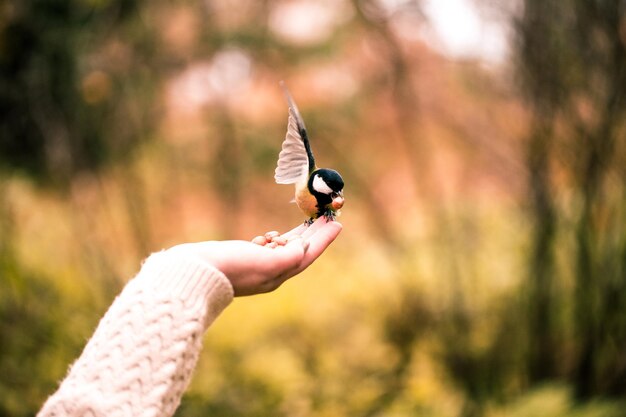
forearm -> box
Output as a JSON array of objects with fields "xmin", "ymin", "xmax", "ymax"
[{"xmin": 38, "ymin": 250, "xmax": 234, "ymax": 417}]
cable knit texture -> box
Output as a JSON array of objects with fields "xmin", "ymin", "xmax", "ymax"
[{"xmin": 38, "ymin": 251, "xmax": 234, "ymax": 417}]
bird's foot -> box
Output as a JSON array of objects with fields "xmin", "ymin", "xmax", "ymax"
[
  {"xmin": 304, "ymin": 218, "xmax": 315, "ymax": 226},
  {"xmin": 323, "ymin": 210, "xmax": 337, "ymax": 222}
]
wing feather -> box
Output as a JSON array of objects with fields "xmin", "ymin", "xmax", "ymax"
[{"xmin": 274, "ymin": 107, "xmax": 310, "ymax": 184}]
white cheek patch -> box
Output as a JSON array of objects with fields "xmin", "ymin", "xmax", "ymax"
[{"xmin": 312, "ymin": 174, "xmax": 333, "ymax": 194}]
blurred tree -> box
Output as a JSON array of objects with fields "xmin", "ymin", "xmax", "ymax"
[
  {"xmin": 0, "ymin": 0, "xmax": 158, "ymax": 189},
  {"xmin": 515, "ymin": 0, "xmax": 626, "ymax": 398}
]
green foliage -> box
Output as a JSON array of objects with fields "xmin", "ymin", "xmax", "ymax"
[
  {"xmin": 488, "ymin": 385, "xmax": 626, "ymax": 417},
  {"xmin": 0, "ymin": 257, "xmax": 89, "ymax": 416}
]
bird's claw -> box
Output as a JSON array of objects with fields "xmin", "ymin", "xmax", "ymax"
[
  {"xmin": 323, "ymin": 210, "xmax": 337, "ymax": 222},
  {"xmin": 304, "ymin": 210, "xmax": 337, "ymax": 226}
]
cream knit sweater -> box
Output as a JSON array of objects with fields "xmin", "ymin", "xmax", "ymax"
[{"xmin": 38, "ymin": 250, "xmax": 234, "ymax": 417}]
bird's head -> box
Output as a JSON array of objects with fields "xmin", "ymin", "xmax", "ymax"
[{"xmin": 308, "ymin": 168, "xmax": 345, "ymax": 211}]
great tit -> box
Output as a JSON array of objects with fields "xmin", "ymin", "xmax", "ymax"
[{"xmin": 274, "ymin": 83, "xmax": 345, "ymax": 224}]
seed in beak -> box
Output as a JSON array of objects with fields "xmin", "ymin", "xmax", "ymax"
[{"xmin": 331, "ymin": 196, "xmax": 344, "ymax": 210}]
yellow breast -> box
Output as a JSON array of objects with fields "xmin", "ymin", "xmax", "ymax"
[{"xmin": 295, "ymin": 182, "xmax": 319, "ymax": 218}]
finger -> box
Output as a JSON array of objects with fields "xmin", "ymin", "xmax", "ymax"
[
  {"xmin": 265, "ymin": 231, "xmax": 280, "ymax": 240},
  {"xmin": 272, "ymin": 236, "xmax": 288, "ymax": 246},
  {"xmin": 281, "ymin": 223, "xmax": 308, "ymax": 240},
  {"xmin": 295, "ymin": 221, "xmax": 342, "ymax": 274},
  {"xmin": 252, "ymin": 236, "xmax": 268, "ymax": 245},
  {"xmin": 301, "ymin": 216, "xmax": 330, "ymax": 240}
]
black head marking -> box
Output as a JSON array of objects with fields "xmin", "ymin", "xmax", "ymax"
[
  {"xmin": 308, "ymin": 168, "xmax": 344, "ymax": 196},
  {"xmin": 308, "ymin": 168, "xmax": 344, "ymax": 218}
]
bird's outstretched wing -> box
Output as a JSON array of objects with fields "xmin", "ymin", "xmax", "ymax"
[{"xmin": 274, "ymin": 83, "xmax": 316, "ymax": 184}]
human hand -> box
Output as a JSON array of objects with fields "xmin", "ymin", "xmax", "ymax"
[{"xmin": 169, "ymin": 217, "xmax": 342, "ymax": 296}]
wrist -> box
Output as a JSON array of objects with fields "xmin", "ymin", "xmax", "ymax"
[{"xmin": 133, "ymin": 249, "xmax": 234, "ymax": 327}]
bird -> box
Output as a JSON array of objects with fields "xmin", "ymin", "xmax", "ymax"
[{"xmin": 274, "ymin": 82, "xmax": 345, "ymax": 224}]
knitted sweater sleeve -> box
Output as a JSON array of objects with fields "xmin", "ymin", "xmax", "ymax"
[{"xmin": 37, "ymin": 250, "xmax": 234, "ymax": 417}]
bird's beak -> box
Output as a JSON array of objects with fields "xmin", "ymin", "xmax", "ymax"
[{"xmin": 331, "ymin": 192, "xmax": 344, "ymax": 210}]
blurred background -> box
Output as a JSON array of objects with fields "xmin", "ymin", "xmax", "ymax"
[{"xmin": 1, "ymin": 0, "xmax": 625, "ymax": 416}]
